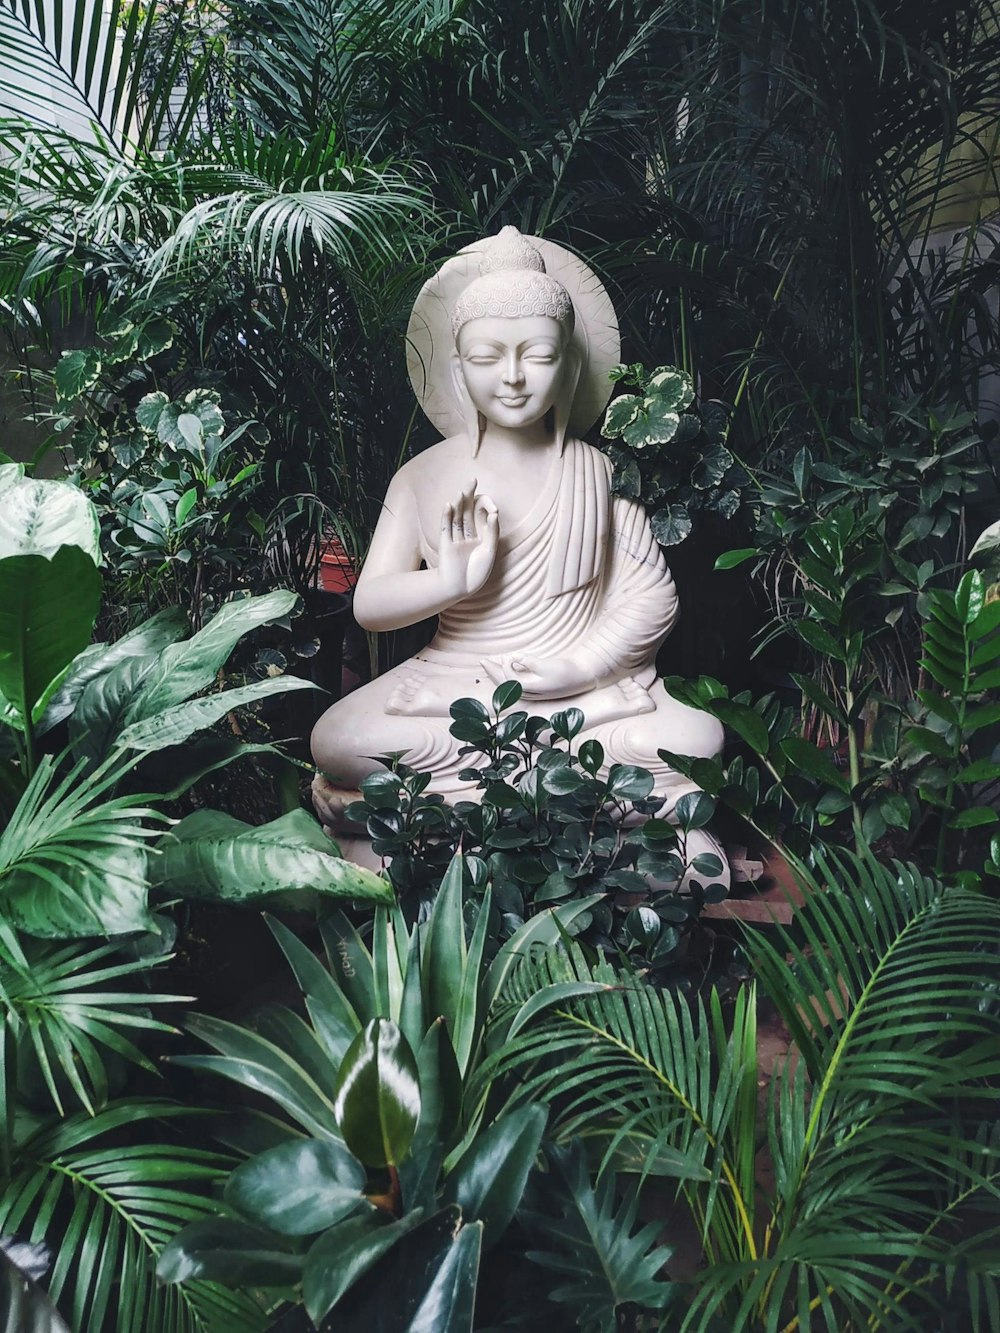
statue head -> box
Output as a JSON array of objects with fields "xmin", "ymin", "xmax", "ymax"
[
  {"xmin": 449, "ymin": 228, "xmax": 581, "ymax": 454},
  {"xmin": 406, "ymin": 228, "xmax": 620, "ymax": 450}
]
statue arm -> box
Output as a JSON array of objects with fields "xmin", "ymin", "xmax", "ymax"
[
  {"xmin": 353, "ymin": 474, "xmax": 500, "ymax": 633},
  {"xmin": 574, "ymin": 497, "xmax": 679, "ymax": 685}
]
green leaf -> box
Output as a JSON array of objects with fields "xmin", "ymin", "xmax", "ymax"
[
  {"xmin": 156, "ymin": 1216, "xmax": 302, "ymax": 1288},
  {"xmin": 304, "ymin": 1210, "xmax": 425, "ymax": 1325},
  {"xmin": 955, "ymin": 570, "xmax": 986, "ymax": 626},
  {"xmin": 0, "ymin": 479, "xmax": 100, "ymax": 563},
  {"xmin": 650, "ymin": 504, "xmax": 693, "ymax": 546},
  {"xmin": 53, "ymin": 348, "xmax": 102, "ymax": 401},
  {"xmin": 714, "ymin": 548, "xmax": 757, "ymax": 571},
  {"xmin": 153, "ymin": 808, "xmax": 393, "ymax": 906},
  {"xmin": 0, "ymin": 548, "xmax": 102, "ymax": 729},
  {"xmin": 602, "ymin": 394, "xmax": 644, "ymax": 436},
  {"xmin": 646, "ymin": 368, "xmax": 694, "ymax": 411},
  {"xmin": 492, "ymin": 680, "xmax": 523, "ymax": 712},
  {"xmin": 524, "ymin": 1143, "xmax": 676, "ymax": 1329},
  {"xmin": 123, "ymin": 590, "xmax": 299, "ymax": 725},
  {"xmin": 117, "ymin": 675, "xmax": 317, "ymax": 750},
  {"xmin": 422, "ymin": 852, "xmax": 467, "ymax": 1038},
  {"xmin": 328, "ymin": 1206, "xmax": 480, "ymax": 1332},
  {"xmin": 948, "ymin": 806, "xmax": 1000, "ymax": 830},
  {"xmin": 794, "ymin": 620, "xmax": 845, "ymax": 660},
  {"xmin": 711, "ymin": 699, "xmax": 772, "ymax": 754},
  {"xmin": 674, "ymin": 791, "xmax": 716, "ymax": 829},
  {"xmin": 225, "ymin": 1138, "xmax": 367, "ymax": 1236},
  {"xmin": 905, "ymin": 726, "xmax": 955, "ymax": 761},
  {"xmin": 779, "ymin": 737, "xmax": 850, "ymax": 792},
  {"xmin": 334, "ymin": 1019, "xmax": 421, "ymax": 1168},
  {"xmin": 444, "ymin": 1105, "xmax": 546, "ymax": 1250},
  {"xmin": 608, "ymin": 765, "xmax": 655, "ymax": 799},
  {"xmin": 36, "ymin": 606, "xmax": 187, "ymax": 736}
]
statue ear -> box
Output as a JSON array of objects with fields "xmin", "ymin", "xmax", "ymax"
[
  {"xmin": 554, "ymin": 346, "xmax": 582, "ymax": 453},
  {"xmin": 450, "ymin": 351, "xmax": 485, "ymax": 456}
]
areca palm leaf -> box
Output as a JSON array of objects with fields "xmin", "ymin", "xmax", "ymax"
[
  {"xmin": 0, "ymin": 939, "xmax": 186, "ymax": 1122},
  {"xmin": 489, "ymin": 854, "xmax": 1000, "ymax": 1331},
  {"xmin": 148, "ymin": 156, "xmax": 427, "ymax": 279},
  {"xmin": 483, "ymin": 941, "xmax": 760, "ymax": 1270},
  {"xmin": 0, "ymin": 0, "xmax": 210, "ymax": 154},
  {"xmin": 0, "ymin": 1101, "xmax": 267, "ymax": 1332},
  {"xmin": 0, "ymin": 751, "xmax": 164, "ymax": 940}
]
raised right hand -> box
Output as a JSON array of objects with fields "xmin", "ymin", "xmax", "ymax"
[{"xmin": 438, "ymin": 478, "xmax": 500, "ymax": 599}]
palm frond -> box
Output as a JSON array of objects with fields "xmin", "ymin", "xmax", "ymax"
[
  {"xmin": 0, "ymin": 0, "xmax": 212, "ymax": 154},
  {"xmin": 0, "ymin": 751, "xmax": 165, "ymax": 940},
  {"xmin": 489, "ymin": 853, "xmax": 1000, "ymax": 1331},
  {"xmin": 0, "ymin": 1101, "xmax": 267, "ymax": 1333}
]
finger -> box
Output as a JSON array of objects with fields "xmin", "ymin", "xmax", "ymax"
[
  {"xmin": 461, "ymin": 485, "xmax": 476, "ymax": 540},
  {"xmin": 474, "ymin": 495, "xmax": 498, "ymax": 537},
  {"xmin": 441, "ymin": 502, "xmax": 454, "ymax": 541}
]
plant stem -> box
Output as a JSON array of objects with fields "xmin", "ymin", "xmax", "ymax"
[{"xmin": 844, "ymin": 680, "xmax": 864, "ymax": 856}]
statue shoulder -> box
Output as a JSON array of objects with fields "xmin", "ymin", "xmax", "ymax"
[{"xmin": 567, "ymin": 437, "xmax": 613, "ymax": 482}]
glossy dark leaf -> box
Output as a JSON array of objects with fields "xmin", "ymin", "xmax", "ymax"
[
  {"xmin": 334, "ymin": 1020, "xmax": 421, "ymax": 1168},
  {"xmin": 156, "ymin": 1216, "xmax": 303, "ymax": 1288},
  {"xmin": 225, "ymin": 1138, "xmax": 367, "ymax": 1236},
  {"xmin": 304, "ymin": 1210, "xmax": 424, "ymax": 1325},
  {"xmin": 444, "ymin": 1105, "xmax": 546, "ymax": 1250}
]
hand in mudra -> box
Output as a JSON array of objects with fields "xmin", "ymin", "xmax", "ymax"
[
  {"xmin": 483, "ymin": 653, "xmax": 597, "ymax": 699},
  {"xmin": 438, "ymin": 478, "xmax": 500, "ymax": 599}
]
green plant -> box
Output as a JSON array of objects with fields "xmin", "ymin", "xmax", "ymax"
[
  {"xmin": 343, "ymin": 682, "xmax": 735, "ymax": 986},
  {"xmin": 601, "ymin": 364, "xmax": 749, "ymax": 546},
  {"xmin": 0, "ymin": 469, "xmax": 397, "ymax": 1328},
  {"xmin": 156, "ymin": 853, "xmax": 649, "ymax": 1328},
  {"xmin": 487, "ymin": 850, "xmax": 1000, "ymax": 1331},
  {"xmin": 661, "ymin": 561, "xmax": 1000, "ymax": 878}
]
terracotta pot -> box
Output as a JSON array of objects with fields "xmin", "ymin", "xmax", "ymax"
[{"xmin": 318, "ymin": 535, "xmax": 357, "ymax": 594}]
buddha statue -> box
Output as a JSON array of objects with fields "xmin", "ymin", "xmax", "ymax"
[{"xmin": 311, "ymin": 227, "xmax": 725, "ymax": 875}]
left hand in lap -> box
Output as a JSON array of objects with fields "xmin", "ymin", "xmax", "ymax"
[{"xmin": 482, "ymin": 653, "xmax": 597, "ymax": 699}]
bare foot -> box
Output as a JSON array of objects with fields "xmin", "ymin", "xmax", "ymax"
[{"xmin": 385, "ymin": 673, "xmax": 452, "ymax": 717}]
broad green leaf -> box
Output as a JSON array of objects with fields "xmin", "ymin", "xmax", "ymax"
[
  {"xmin": 334, "ymin": 1019, "xmax": 421, "ymax": 1168},
  {"xmin": 444, "ymin": 1105, "xmax": 546, "ymax": 1250},
  {"xmin": 304, "ymin": 1210, "xmax": 425, "ymax": 1325},
  {"xmin": 53, "ymin": 348, "xmax": 102, "ymax": 401},
  {"xmin": 948, "ymin": 806, "xmax": 999, "ymax": 830},
  {"xmin": 778, "ymin": 737, "xmax": 850, "ymax": 792},
  {"xmin": 714, "ymin": 548, "xmax": 757, "ymax": 571},
  {"xmin": 225, "ymin": 1139, "xmax": 367, "ymax": 1236},
  {"xmin": 329, "ymin": 1206, "xmax": 480, "ymax": 1332},
  {"xmin": 36, "ymin": 606, "xmax": 187, "ymax": 736},
  {"xmin": 123, "ymin": 590, "xmax": 299, "ymax": 724},
  {"xmin": 156, "ymin": 1217, "xmax": 302, "ymax": 1288},
  {"xmin": 0, "ymin": 548, "xmax": 102, "ymax": 730},
  {"xmin": 647, "ymin": 368, "xmax": 694, "ymax": 410},
  {"xmin": 650, "ymin": 504, "xmax": 692, "ymax": 545},
  {"xmin": 0, "ymin": 463, "xmax": 25, "ymax": 494},
  {"xmin": 602, "ymin": 394, "xmax": 644, "ymax": 436},
  {"xmin": 674, "ymin": 790, "xmax": 717, "ymax": 829},
  {"xmin": 116, "ymin": 675, "xmax": 317, "ymax": 750},
  {"xmin": 0, "ymin": 478, "xmax": 100, "ymax": 562},
  {"xmin": 955, "ymin": 570, "xmax": 986, "ymax": 626},
  {"xmin": 422, "ymin": 853, "xmax": 467, "ymax": 1033},
  {"xmin": 153, "ymin": 808, "xmax": 393, "ymax": 906}
]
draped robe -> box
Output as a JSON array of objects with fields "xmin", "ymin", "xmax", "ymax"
[{"xmin": 311, "ymin": 439, "xmax": 723, "ymax": 807}]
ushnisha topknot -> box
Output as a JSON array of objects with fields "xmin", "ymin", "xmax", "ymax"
[{"xmin": 450, "ymin": 225, "xmax": 575, "ymax": 338}]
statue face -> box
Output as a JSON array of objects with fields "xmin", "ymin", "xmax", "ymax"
[{"xmin": 456, "ymin": 315, "xmax": 567, "ymax": 430}]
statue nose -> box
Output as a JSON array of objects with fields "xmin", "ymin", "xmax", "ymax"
[{"xmin": 502, "ymin": 353, "xmax": 524, "ymax": 385}]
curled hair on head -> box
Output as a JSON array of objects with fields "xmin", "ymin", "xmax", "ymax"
[{"xmin": 451, "ymin": 226, "xmax": 575, "ymax": 339}]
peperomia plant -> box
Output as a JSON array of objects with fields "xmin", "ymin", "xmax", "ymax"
[
  {"xmin": 344, "ymin": 682, "xmax": 735, "ymax": 988},
  {"xmin": 600, "ymin": 363, "xmax": 748, "ymax": 546}
]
